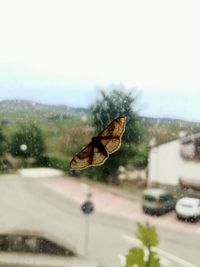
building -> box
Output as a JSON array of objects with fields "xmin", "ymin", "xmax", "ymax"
[{"xmin": 148, "ymin": 133, "xmax": 200, "ymax": 188}]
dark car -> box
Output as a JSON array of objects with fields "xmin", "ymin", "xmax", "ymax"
[{"xmin": 142, "ymin": 188, "xmax": 176, "ymax": 215}]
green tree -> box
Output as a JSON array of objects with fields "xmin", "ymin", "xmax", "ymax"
[
  {"xmin": 87, "ymin": 88, "xmax": 141, "ymax": 183},
  {"xmin": 0, "ymin": 127, "xmax": 8, "ymax": 157},
  {"xmin": 125, "ymin": 222, "xmax": 160, "ymax": 267},
  {"xmin": 91, "ymin": 89, "xmax": 140, "ymax": 143},
  {"xmin": 10, "ymin": 123, "xmax": 45, "ymax": 167}
]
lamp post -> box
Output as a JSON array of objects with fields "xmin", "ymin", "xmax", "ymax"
[{"xmin": 20, "ymin": 144, "xmax": 27, "ymax": 168}]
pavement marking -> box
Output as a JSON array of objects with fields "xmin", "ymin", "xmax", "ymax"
[
  {"xmin": 122, "ymin": 234, "xmax": 141, "ymax": 245},
  {"xmin": 122, "ymin": 234, "xmax": 197, "ymax": 267},
  {"xmin": 118, "ymin": 254, "xmax": 126, "ymax": 266},
  {"xmin": 160, "ymin": 257, "xmax": 171, "ymax": 266},
  {"xmin": 155, "ymin": 247, "xmax": 197, "ymax": 267}
]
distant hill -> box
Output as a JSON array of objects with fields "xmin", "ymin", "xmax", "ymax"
[
  {"xmin": 0, "ymin": 100, "xmax": 88, "ymax": 124},
  {"xmin": 0, "ymin": 99, "xmax": 88, "ymax": 113},
  {"xmin": 1, "ymin": 99, "xmax": 200, "ymax": 147},
  {"xmin": 0, "ymin": 99, "xmax": 200, "ymax": 130},
  {"xmin": 140, "ymin": 115, "xmax": 200, "ymax": 146},
  {"xmin": 140, "ymin": 116, "xmax": 199, "ymax": 125}
]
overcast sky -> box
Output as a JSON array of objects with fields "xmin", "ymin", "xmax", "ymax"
[{"xmin": 0, "ymin": 0, "xmax": 200, "ymax": 121}]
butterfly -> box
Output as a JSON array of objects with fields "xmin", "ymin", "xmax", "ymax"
[{"xmin": 69, "ymin": 116, "xmax": 126, "ymax": 170}]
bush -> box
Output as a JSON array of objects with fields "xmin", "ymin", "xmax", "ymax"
[
  {"xmin": 34, "ymin": 155, "xmax": 68, "ymax": 172},
  {"xmin": 10, "ymin": 123, "xmax": 45, "ymax": 159},
  {"xmin": 131, "ymin": 146, "xmax": 148, "ymax": 168},
  {"xmin": 0, "ymin": 127, "xmax": 8, "ymax": 157},
  {"xmin": 34, "ymin": 155, "xmax": 51, "ymax": 167}
]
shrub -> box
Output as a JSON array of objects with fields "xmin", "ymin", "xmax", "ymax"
[
  {"xmin": 10, "ymin": 123, "xmax": 45, "ymax": 160},
  {"xmin": 34, "ymin": 155, "xmax": 68, "ymax": 172},
  {"xmin": 131, "ymin": 146, "xmax": 148, "ymax": 168}
]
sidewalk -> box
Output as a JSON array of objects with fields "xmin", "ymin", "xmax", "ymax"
[
  {"xmin": 77, "ymin": 176, "xmax": 142, "ymax": 201},
  {"xmin": 44, "ymin": 175, "xmax": 200, "ymax": 234}
]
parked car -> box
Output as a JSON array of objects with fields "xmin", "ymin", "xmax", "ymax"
[
  {"xmin": 175, "ymin": 197, "xmax": 200, "ymax": 221},
  {"xmin": 142, "ymin": 188, "xmax": 176, "ymax": 215}
]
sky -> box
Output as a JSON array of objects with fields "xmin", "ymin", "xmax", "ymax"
[{"xmin": 0, "ymin": 0, "xmax": 200, "ymax": 121}]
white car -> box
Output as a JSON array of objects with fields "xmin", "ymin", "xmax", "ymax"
[{"xmin": 175, "ymin": 197, "xmax": 200, "ymax": 221}]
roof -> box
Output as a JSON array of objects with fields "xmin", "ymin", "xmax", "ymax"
[{"xmin": 151, "ymin": 132, "xmax": 200, "ymax": 148}]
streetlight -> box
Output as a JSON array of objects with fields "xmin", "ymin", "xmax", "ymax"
[
  {"xmin": 20, "ymin": 144, "xmax": 27, "ymax": 168},
  {"xmin": 20, "ymin": 144, "xmax": 27, "ymax": 152}
]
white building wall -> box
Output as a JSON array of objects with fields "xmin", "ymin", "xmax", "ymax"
[
  {"xmin": 148, "ymin": 139, "xmax": 200, "ymax": 185},
  {"xmin": 179, "ymin": 158, "xmax": 200, "ymax": 181}
]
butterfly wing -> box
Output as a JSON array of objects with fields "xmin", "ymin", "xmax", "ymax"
[
  {"xmin": 98, "ymin": 116, "xmax": 126, "ymax": 154},
  {"xmin": 92, "ymin": 145, "xmax": 109, "ymax": 166},
  {"xmin": 69, "ymin": 142, "xmax": 108, "ymax": 170},
  {"xmin": 69, "ymin": 116, "xmax": 126, "ymax": 170}
]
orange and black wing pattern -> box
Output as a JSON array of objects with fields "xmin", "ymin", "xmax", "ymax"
[
  {"xmin": 69, "ymin": 142, "xmax": 108, "ymax": 170},
  {"xmin": 98, "ymin": 116, "xmax": 126, "ymax": 154},
  {"xmin": 69, "ymin": 116, "xmax": 126, "ymax": 170}
]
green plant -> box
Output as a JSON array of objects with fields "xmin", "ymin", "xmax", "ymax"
[
  {"xmin": 131, "ymin": 146, "xmax": 148, "ymax": 168},
  {"xmin": 0, "ymin": 127, "xmax": 8, "ymax": 157},
  {"xmin": 9, "ymin": 123, "xmax": 45, "ymax": 167},
  {"xmin": 34, "ymin": 155, "xmax": 68, "ymax": 172},
  {"xmin": 125, "ymin": 222, "xmax": 160, "ymax": 267},
  {"xmin": 34, "ymin": 155, "xmax": 51, "ymax": 167}
]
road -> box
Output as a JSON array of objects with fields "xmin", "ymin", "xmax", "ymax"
[{"xmin": 0, "ymin": 172, "xmax": 199, "ymax": 267}]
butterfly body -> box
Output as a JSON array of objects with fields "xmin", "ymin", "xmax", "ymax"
[
  {"xmin": 91, "ymin": 136, "xmax": 108, "ymax": 157},
  {"xmin": 70, "ymin": 116, "xmax": 126, "ymax": 170}
]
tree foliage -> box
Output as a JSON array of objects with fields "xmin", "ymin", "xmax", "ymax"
[
  {"xmin": 0, "ymin": 127, "xmax": 8, "ymax": 157},
  {"xmin": 87, "ymin": 88, "xmax": 141, "ymax": 182},
  {"xmin": 125, "ymin": 222, "xmax": 160, "ymax": 267},
  {"xmin": 136, "ymin": 222, "xmax": 159, "ymax": 247},
  {"xmin": 125, "ymin": 248, "xmax": 145, "ymax": 267},
  {"xmin": 91, "ymin": 89, "xmax": 140, "ymax": 144},
  {"xmin": 10, "ymin": 123, "xmax": 45, "ymax": 160}
]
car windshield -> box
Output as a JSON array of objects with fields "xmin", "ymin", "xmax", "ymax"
[
  {"xmin": 181, "ymin": 204, "xmax": 194, "ymax": 208},
  {"xmin": 143, "ymin": 195, "xmax": 157, "ymax": 202},
  {"xmin": 159, "ymin": 195, "xmax": 171, "ymax": 202},
  {"xmin": 0, "ymin": 1, "xmax": 200, "ymax": 267}
]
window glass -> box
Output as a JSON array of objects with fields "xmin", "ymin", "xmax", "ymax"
[
  {"xmin": 0, "ymin": 1, "xmax": 199, "ymax": 267},
  {"xmin": 143, "ymin": 195, "xmax": 156, "ymax": 202},
  {"xmin": 160, "ymin": 195, "xmax": 171, "ymax": 202}
]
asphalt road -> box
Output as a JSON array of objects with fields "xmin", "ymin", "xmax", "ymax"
[{"xmin": 0, "ymin": 172, "xmax": 199, "ymax": 267}]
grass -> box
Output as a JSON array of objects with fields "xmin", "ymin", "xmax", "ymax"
[{"xmin": 1, "ymin": 112, "xmax": 94, "ymax": 170}]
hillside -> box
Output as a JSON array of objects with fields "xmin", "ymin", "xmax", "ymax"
[
  {"xmin": 1, "ymin": 99, "xmax": 200, "ymax": 173},
  {"xmin": 140, "ymin": 116, "xmax": 200, "ymax": 145},
  {"xmin": 0, "ymin": 99, "xmax": 199, "ymax": 123},
  {"xmin": 0, "ymin": 100, "xmax": 88, "ymax": 123},
  {"xmin": 1, "ymin": 99, "xmax": 200, "ymax": 146}
]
